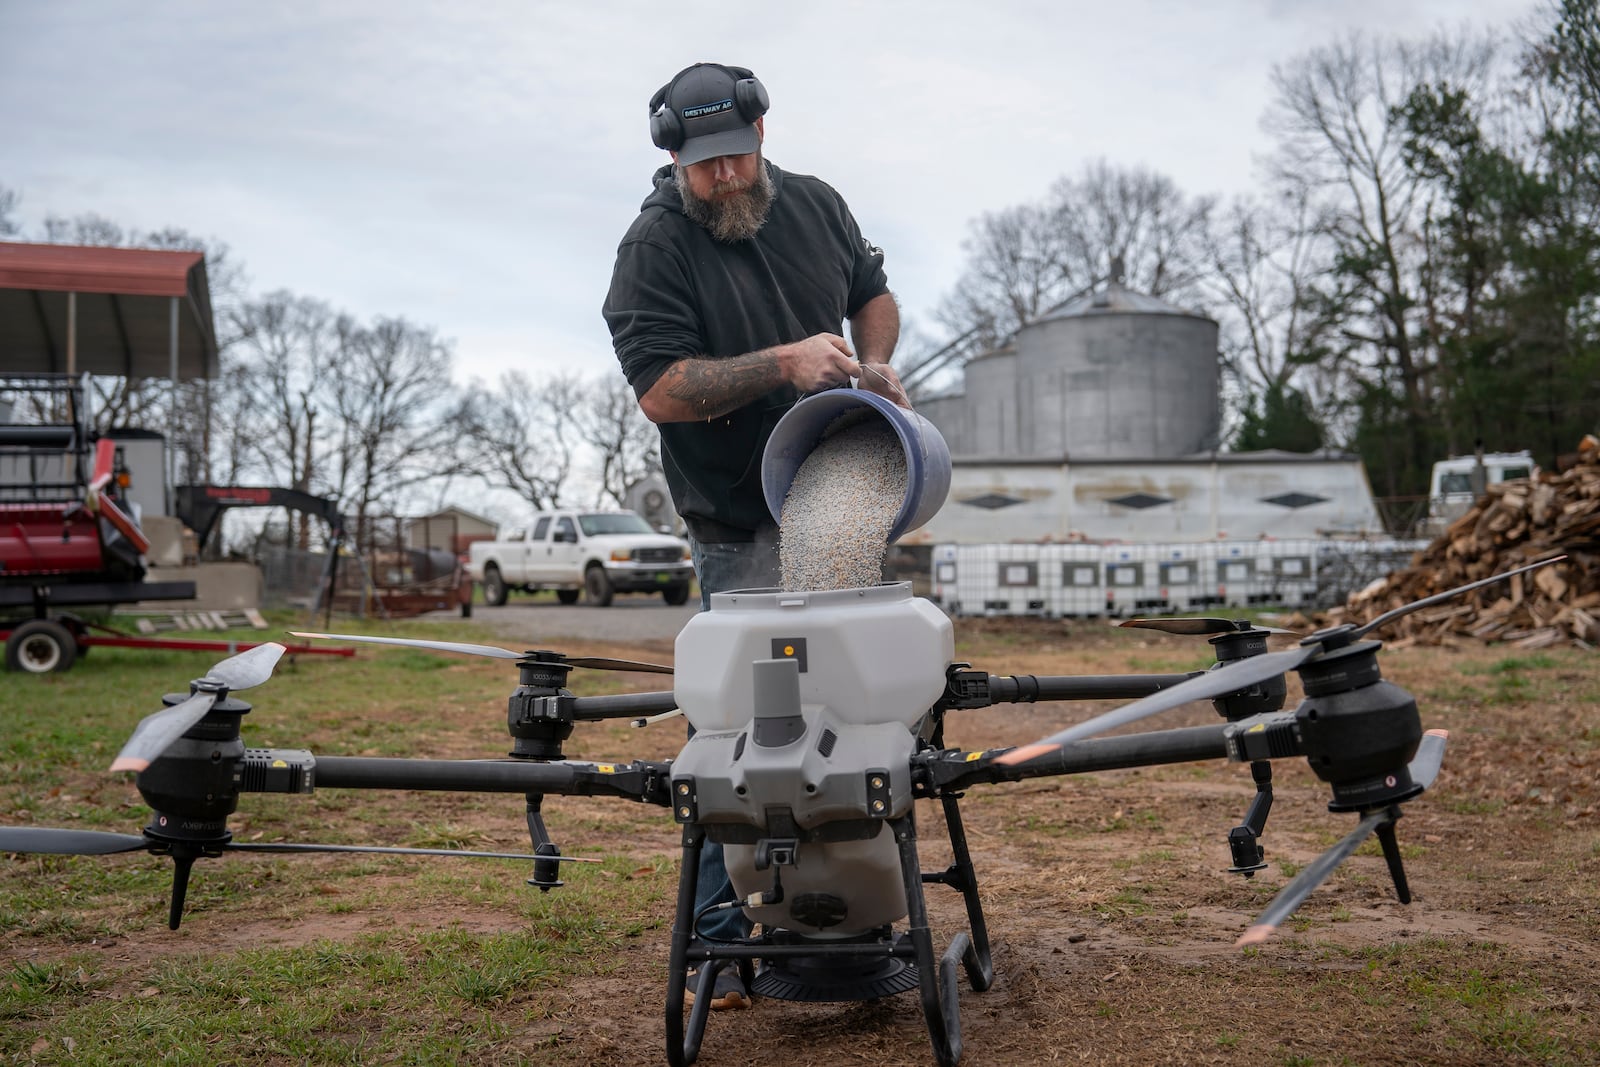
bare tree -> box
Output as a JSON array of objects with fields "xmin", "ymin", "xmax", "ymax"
[
  {"xmin": 206, "ymin": 356, "xmax": 255, "ymax": 487},
  {"xmin": 132, "ymin": 230, "xmax": 249, "ymax": 485},
  {"xmin": 936, "ymin": 160, "xmax": 1214, "ymax": 356},
  {"xmin": 573, "ymin": 373, "xmax": 660, "ymax": 507},
  {"xmin": 1263, "ymin": 29, "xmax": 1497, "ymax": 483},
  {"xmin": 456, "ymin": 369, "xmax": 581, "ymax": 511},
  {"xmin": 327, "ymin": 315, "xmax": 466, "ymax": 547},
  {"xmin": 1201, "ymin": 189, "xmax": 1342, "ymax": 438},
  {"xmin": 42, "ymin": 212, "xmax": 125, "ymax": 247},
  {"xmin": 227, "ymin": 292, "xmax": 337, "ymax": 547},
  {"xmin": 936, "ymin": 201, "xmax": 1070, "ymax": 354},
  {"xmin": 1048, "ymin": 160, "xmax": 1215, "ymax": 300},
  {"xmin": 0, "ymin": 183, "xmax": 20, "ymax": 237}
]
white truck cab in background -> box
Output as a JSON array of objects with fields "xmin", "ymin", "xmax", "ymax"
[
  {"xmin": 467, "ymin": 509, "xmax": 694, "ymax": 607},
  {"xmin": 1426, "ymin": 451, "xmax": 1537, "ymax": 532}
]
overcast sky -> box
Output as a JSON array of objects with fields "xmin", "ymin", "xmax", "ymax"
[{"xmin": 1, "ymin": 0, "xmax": 1540, "ymax": 391}]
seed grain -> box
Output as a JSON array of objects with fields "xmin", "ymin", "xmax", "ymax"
[{"xmin": 779, "ymin": 412, "xmax": 908, "ymax": 591}]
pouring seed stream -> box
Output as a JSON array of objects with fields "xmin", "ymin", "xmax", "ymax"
[{"xmin": 778, "ymin": 412, "xmax": 908, "ymax": 591}]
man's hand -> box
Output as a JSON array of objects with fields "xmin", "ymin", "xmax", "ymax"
[
  {"xmin": 856, "ymin": 361, "xmax": 911, "ymax": 408},
  {"xmin": 778, "ymin": 333, "xmax": 861, "ymax": 393}
]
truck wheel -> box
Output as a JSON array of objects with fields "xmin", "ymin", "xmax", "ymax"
[
  {"xmin": 482, "ymin": 565, "xmax": 508, "ymax": 607},
  {"xmin": 584, "ymin": 565, "xmax": 615, "ymax": 607},
  {"xmin": 5, "ymin": 619, "xmax": 78, "ymax": 674},
  {"xmin": 662, "ymin": 582, "xmax": 690, "ymax": 606},
  {"xmin": 556, "ymin": 589, "xmax": 581, "ymax": 605}
]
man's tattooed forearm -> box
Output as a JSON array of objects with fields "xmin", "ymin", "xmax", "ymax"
[{"xmin": 664, "ymin": 352, "xmax": 783, "ymax": 417}]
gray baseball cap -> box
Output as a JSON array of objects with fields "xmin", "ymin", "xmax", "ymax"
[{"xmin": 657, "ymin": 63, "xmax": 766, "ymax": 166}]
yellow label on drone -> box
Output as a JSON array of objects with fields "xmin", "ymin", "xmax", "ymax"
[
  {"xmin": 597, "ymin": 764, "xmax": 615, "ymax": 774},
  {"xmin": 966, "ymin": 751, "xmax": 984, "ymax": 762},
  {"xmin": 1246, "ymin": 723, "xmax": 1266, "ymax": 734},
  {"xmin": 272, "ymin": 760, "xmax": 287, "ymax": 768}
]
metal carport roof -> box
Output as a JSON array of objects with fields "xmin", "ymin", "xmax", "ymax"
[{"xmin": 0, "ymin": 242, "xmax": 219, "ymax": 381}]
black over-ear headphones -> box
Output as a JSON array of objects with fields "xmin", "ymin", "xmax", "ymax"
[{"xmin": 648, "ymin": 64, "xmax": 770, "ymax": 152}]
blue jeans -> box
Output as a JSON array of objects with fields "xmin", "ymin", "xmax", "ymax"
[
  {"xmin": 688, "ymin": 532, "xmax": 782, "ymax": 610},
  {"xmin": 685, "ymin": 533, "xmax": 781, "ymax": 944}
]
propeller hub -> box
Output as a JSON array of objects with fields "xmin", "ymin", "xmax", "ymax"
[
  {"xmin": 135, "ymin": 696, "xmax": 250, "ymax": 827},
  {"xmin": 516, "ymin": 656, "xmax": 575, "ymax": 689},
  {"xmin": 1303, "ymin": 623, "xmax": 1358, "ymax": 653},
  {"xmin": 1208, "ymin": 630, "xmax": 1287, "ymax": 721},
  {"xmin": 1298, "ymin": 641, "xmax": 1384, "ymax": 697},
  {"xmin": 1210, "ymin": 629, "xmax": 1268, "ymax": 660},
  {"xmin": 143, "ymin": 817, "xmax": 234, "ymax": 850}
]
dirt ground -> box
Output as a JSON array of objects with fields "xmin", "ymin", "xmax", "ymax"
[{"xmin": 8, "ymin": 616, "xmax": 1600, "ymax": 1066}]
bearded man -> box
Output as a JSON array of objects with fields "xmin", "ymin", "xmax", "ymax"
[{"xmin": 602, "ymin": 62, "xmax": 905, "ymax": 1010}]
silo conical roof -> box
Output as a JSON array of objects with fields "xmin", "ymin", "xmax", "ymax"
[
  {"xmin": 1030, "ymin": 257, "xmax": 1211, "ymax": 324},
  {"xmin": 1035, "ymin": 279, "xmax": 1208, "ymax": 322}
]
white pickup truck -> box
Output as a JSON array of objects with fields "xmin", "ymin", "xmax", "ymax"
[
  {"xmin": 1424, "ymin": 451, "xmax": 1538, "ymax": 533},
  {"xmin": 467, "ymin": 509, "xmax": 695, "ymax": 607}
]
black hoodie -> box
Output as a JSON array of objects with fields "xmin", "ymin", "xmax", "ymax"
[{"xmin": 603, "ymin": 160, "xmax": 889, "ymax": 541}]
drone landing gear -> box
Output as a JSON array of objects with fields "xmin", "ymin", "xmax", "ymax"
[
  {"xmin": 664, "ymin": 797, "xmax": 993, "ymax": 1067},
  {"xmin": 896, "ymin": 799, "xmax": 993, "ymax": 1067},
  {"xmin": 1227, "ymin": 760, "xmax": 1273, "ymax": 876}
]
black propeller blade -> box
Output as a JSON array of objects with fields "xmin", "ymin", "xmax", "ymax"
[
  {"xmin": 0, "ymin": 826, "xmax": 600, "ymax": 864},
  {"xmin": 290, "ymin": 631, "xmax": 674, "ymax": 675},
  {"xmin": 1345, "ymin": 556, "xmax": 1564, "ymax": 641},
  {"xmin": 1118, "ymin": 617, "xmax": 1300, "ymax": 636},
  {"xmin": 224, "ymin": 842, "xmax": 601, "ymax": 862},
  {"xmin": 997, "ymin": 557, "xmax": 1565, "ymax": 766},
  {"xmin": 1235, "ymin": 729, "xmax": 1448, "ymax": 947},
  {"xmin": 109, "ymin": 642, "xmax": 287, "ymax": 773},
  {"xmin": 0, "ymin": 823, "xmax": 603, "ymax": 930},
  {"xmin": 0, "ymin": 827, "xmax": 152, "ymax": 855}
]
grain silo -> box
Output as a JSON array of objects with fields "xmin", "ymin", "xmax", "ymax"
[
  {"xmin": 1016, "ymin": 275, "xmax": 1220, "ymax": 458},
  {"xmin": 909, "ymin": 271, "xmax": 1384, "ymax": 547},
  {"xmin": 916, "ymin": 271, "xmax": 1220, "ymax": 460}
]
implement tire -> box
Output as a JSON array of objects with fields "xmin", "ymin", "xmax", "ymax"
[{"xmin": 5, "ymin": 619, "xmax": 78, "ymax": 674}]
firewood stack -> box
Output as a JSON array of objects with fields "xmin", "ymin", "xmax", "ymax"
[{"xmin": 1321, "ymin": 436, "xmax": 1600, "ymax": 649}]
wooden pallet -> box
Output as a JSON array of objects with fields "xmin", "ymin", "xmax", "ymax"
[{"xmin": 134, "ymin": 608, "xmax": 269, "ymax": 634}]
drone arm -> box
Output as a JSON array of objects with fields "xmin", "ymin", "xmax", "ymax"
[
  {"xmin": 923, "ymin": 723, "xmax": 1231, "ymax": 793},
  {"xmin": 568, "ymin": 690, "xmax": 679, "ymax": 720},
  {"xmin": 239, "ymin": 752, "xmax": 674, "ymax": 806},
  {"xmin": 986, "ymin": 672, "xmax": 1203, "ymax": 704},
  {"xmin": 938, "ymin": 669, "xmax": 1201, "ymax": 710}
]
